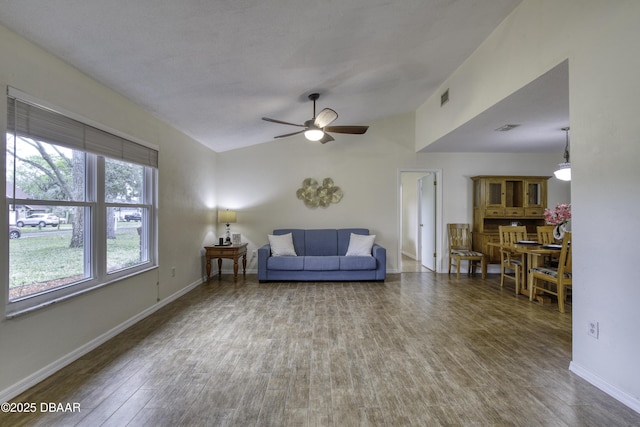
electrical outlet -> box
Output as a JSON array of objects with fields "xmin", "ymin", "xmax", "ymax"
[
  {"xmin": 588, "ymin": 320, "xmax": 599, "ymax": 339},
  {"xmin": 171, "ymin": 267, "xmax": 176, "ymax": 277}
]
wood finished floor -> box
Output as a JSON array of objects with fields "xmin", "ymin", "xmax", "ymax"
[
  {"xmin": 400, "ymin": 255, "xmax": 430, "ymax": 273},
  {"xmin": 4, "ymin": 273, "xmax": 640, "ymax": 427}
]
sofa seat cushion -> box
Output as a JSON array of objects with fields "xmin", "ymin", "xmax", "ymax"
[
  {"xmin": 340, "ymin": 255, "xmax": 376, "ymax": 271},
  {"xmin": 268, "ymin": 256, "xmax": 304, "ymax": 271},
  {"xmin": 304, "ymin": 256, "xmax": 340, "ymax": 271}
]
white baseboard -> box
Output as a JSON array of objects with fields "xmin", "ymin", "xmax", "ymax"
[
  {"xmin": 219, "ymin": 268, "xmax": 258, "ymax": 275},
  {"xmin": 569, "ymin": 361, "xmax": 640, "ymax": 414},
  {"xmin": 487, "ymin": 265, "xmax": 501, "ymax": 274},
  {"xmin": 0, "ymin": 278, "xmax": 203, "ymax": 403}
]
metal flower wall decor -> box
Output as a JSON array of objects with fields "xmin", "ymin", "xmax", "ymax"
[{"xmin": 296, "ymin": 177, "xmax": 343, "ymax": 208}]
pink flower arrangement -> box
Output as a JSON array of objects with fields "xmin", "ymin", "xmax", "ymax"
[{"xmin": 544, "ymin": 203, "xmax": 571, "ymax": 225}]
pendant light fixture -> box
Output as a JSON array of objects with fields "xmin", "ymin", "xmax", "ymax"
[{"xmin": 554, "ymin": 127, "xmax": 571, "ymax": 181}]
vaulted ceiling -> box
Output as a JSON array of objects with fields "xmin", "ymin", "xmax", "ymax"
[{"xmin": 0, "ymin": 1, "xmax": 569, "ymax": 154}]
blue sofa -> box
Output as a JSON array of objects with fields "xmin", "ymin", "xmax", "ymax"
[{"xmin": 258, "ymin": 228, "xmax": 386, "ymax": 282}]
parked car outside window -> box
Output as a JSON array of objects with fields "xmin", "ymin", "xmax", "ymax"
[
  {"xmin": 124, "ymin": 213, "xmax": 142, "ymax": 222},
  {"xmin": 16, "ymin": 213, "xmax": 60, "ymax": 228},
  {"xmin": 9, "ymin": 225, "xmax": 21, "ymax": 239}
]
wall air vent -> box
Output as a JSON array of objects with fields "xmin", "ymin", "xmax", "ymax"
[
  {"xmin": 495, "ymin": 124, "xmax": 520, "ymax": 132},
  {"xmin": 440, "ymin": 89, "xmax": 449, "ymax": 107}
]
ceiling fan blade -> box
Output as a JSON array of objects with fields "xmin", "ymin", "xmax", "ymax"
[
  {"xmin": 319, "ymin": 133, "xmax": 335, "ymax": 144},
  {"xmin": 314, "ymin": 108, "xmax": 338, "ymax": 128},
  {"xmin": 274, "ymin": 130, "xmax": 305, "ymax": 139},
  {"xmin": 262, "ymin": 117, "xmax": 305, "ymax": 127},
  {"xmin": 324, "ymin": 125, "xmax": 369, "ymax": 134}
]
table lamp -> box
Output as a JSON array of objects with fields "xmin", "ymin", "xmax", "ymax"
[{"xmin": 218, "ymin": 209, "xmax": 237, "ymax": 244}]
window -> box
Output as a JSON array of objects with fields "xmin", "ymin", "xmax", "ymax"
[{"xmin": 5, "ymin": 88, "xmax": 158, "ymax": 315}]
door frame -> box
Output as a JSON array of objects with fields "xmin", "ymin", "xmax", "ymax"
[
  {"xmin": 418, "ymin": 173, "xmax": 436, "ymax": 271},
  {"xmin": 398, "ymin": 169, "xmax": 443, "ymax": 273}
]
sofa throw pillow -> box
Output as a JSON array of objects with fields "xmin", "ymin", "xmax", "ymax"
[
  {"xmin": 268, "ymin": 233, "xmax": 297, "ymax": 256},
  {"xmin": 345, "ymin": 233, "xmax": 376, "ymax": 256}
]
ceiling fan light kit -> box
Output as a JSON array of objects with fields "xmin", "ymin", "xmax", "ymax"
[
  {"xmin": 262, "ymin": 93, "xmax": 368, "ymax": 144},
  {"xmin": 304, "ymin": 127, "xmax": 324, "ymax": 141}
]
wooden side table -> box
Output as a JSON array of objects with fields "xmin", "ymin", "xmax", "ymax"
[{"xmin": 204, "ymin": 243, "xmax": 248, "ymax": 282}]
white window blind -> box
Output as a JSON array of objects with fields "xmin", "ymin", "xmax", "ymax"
[{"xmin": 7, "ymin": 95, "xmax": 158, "ymax": 168}]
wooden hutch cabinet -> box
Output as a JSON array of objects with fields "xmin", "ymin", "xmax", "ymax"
[{"xmin": 471, "ymin": 175, "xmax": 550, "ymax": 263}]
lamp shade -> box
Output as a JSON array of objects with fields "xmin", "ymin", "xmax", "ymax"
[
  {"xmin": 554, "ymin": 127, "xmax": 571, "ymax": 181},
  {"xmin": 554, "ymin": 163, "xmax": 571, "ymax": 181},
  {"xmin": 217, "ymin": 209, "xmax": 237, "ymax": 224}
]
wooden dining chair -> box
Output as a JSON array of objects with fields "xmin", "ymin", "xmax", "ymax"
[
  {"xmin": 530, "ymin": 232, "xmax": 572, "ymax": 313},
  {"xmin": 498, "ymin": 225, "xmax": 528, "ymax": 294},
  {"xmin": 536, "ymin": 225, "xmax": 556, "ymax": 245},
  {"xmin": 447, "ymin": 223, "xmax": 486, "ymax": 279},
  {"xmin": 537, "ymin": 225, "xmax": 558, "ymax": 266}
]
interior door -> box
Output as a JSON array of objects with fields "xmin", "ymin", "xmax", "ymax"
[{"xmin": 419, "ymin": 173, "xmax": 436, "ymax": 271}]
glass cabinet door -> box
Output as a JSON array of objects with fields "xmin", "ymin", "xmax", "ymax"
[
  {"xmin": 525, "ymin": 179, "xmax": 545, "ymax": 208},
  {"xmin": 486, "ymin": 178, "xmax": 505, "ymax": 208}
]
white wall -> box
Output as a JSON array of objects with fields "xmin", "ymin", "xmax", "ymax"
[
  {"xmin": 0, "ymin": 24, "xmax": 217, "ymax": 398},
  {"xmin": 416, "ymin": 0, "xmax": 640, "ymax": 411}
]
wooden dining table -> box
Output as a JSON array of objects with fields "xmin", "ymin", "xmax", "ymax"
[{"xmin": 488, "ymin": 241, "xmax": 562, "ymax": 300}]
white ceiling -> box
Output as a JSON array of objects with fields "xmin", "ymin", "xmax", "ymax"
[{"xmin": 0, "ymin": 0, "xmax": 570, "ymax": 154}]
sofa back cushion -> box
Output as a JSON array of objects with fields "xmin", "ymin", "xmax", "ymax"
[
  {"xmin": 305, "ymin": 229, "xmax": 337, "ymax": 256},
  {"xmin": 337, "ymin": 228, "xmax": 370, "ymax": 255}
]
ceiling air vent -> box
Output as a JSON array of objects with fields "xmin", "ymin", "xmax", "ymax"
[
  {"xmin": 440, "ymin": 89, "xmax": 449, "ymax": 107},
  {"xmin": 495, "ymin": 124, "xmax": 520, "ymax": 132}
]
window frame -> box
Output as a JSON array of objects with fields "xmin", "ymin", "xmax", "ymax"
[{"xmin": 5, "ymin": 88, "xmax": 158, "ymax": 317}]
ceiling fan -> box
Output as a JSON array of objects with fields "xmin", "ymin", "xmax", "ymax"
[{"xmin": 262, "ymin": 93, "xmax": 369, "ymax": 144}]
